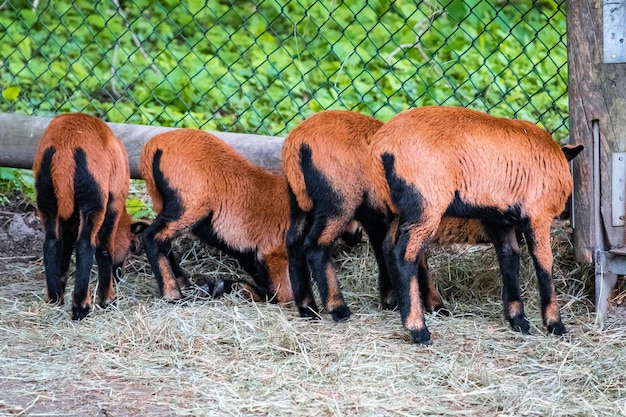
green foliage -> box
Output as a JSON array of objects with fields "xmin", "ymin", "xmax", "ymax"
[
  {"xmin": 0, "ymin": 167, "xmax": 35, "ymax": 205},
  {"xmin": 0, "ymin": 0, "xmax": 568, "ymax": 200},
  {"xmin": 127, "ymin": 180, "xmax": 155, "ymax": 220},
  {"xmin": 0, "ymin": 0, "xmax": 567, "ymax": 135}
]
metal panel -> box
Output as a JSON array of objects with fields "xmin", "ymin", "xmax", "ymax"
[
  {"xmin": 612, "ymin": 152, "xmax": 626, "ymax": 226},
  {"xmin": 604, "ymin": 1, "xmax": 626, "ymax": 63}
]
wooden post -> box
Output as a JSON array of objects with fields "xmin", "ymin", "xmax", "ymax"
[
  {"xmin": 568, "ymin": 0, "xmax": 626, "ymax": 316},
  {"xmin": 0, "ymin": 112, "xmax": 285, "ymax": 178},
  {"xmin": 567, "ymin": 0, "xmax": 626, "ymax": 261}
]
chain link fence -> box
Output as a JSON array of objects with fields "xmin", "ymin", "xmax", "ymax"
[{"xmin": 0, "ymin": 0, "xmax": 568, "ymax": 140}]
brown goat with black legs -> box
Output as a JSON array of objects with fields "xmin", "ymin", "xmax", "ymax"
[
  {"xmin": 369, "ymin": 106, "xmax": 581, "ymax": 344},
  {"xmin": 282, "ymin": 110, "xmax": 448, "ymax": 321},
  {"xmin": 32, "ymin": 113, "xmax": 147, "ymax": 320},
  {"xmin": 139, "ymin": 129, "xmax": 293, "ymax": 304}
]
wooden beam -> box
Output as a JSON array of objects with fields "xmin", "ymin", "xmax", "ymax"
[
  {"xmin": 567, "ymin": 0, "xmax": 596, "ymax": 263},
  {"xmin": 0, "ymin": 112, "xmax": 285, "ymax": 179},
  {"xmin": 566, "ymin": 0, "xmax": 626, "ymax": 263}
]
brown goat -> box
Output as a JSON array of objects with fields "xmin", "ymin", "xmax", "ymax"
[
  {"xmin": 282, "ymin": 110, "xmax": 448, "ymax": 320},
  {"xmin": 139, "ymin": 129, "xmax": 293, "ymax": 304},
  {"xmin": 32, "ymin": 113, "xmax": 146, "ymax": 320},
  {"xmin": 369, "ymin": 106, "xmax": 581, "ymax": 344}
]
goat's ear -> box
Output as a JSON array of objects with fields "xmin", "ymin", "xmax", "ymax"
[
  {"xmin": 130, "ymin": 220, "xmax": 150, "ymax": 234},
  {"xmin": 561, "ymin": 144, "xmax": 584, "ymax": 162}
]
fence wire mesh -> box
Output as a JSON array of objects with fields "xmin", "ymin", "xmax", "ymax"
[{"xmin": 0, "ymin": 0, "xmax": 568, "ymax": 140}]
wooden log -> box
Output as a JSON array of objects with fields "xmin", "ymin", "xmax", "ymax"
[{"xmin": 0, "ymin": 112, "xmax": 285, "ymax": 178}]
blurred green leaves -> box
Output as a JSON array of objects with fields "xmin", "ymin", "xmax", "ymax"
[{"xmin": 0, "ymin": 0, "xmax": 567, "ymax": 138}]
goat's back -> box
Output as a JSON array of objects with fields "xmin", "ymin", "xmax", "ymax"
[
  {"xmin": 32, "ymin": 113, "xmax": 129, "ymax": 220},
  {"xmin": 282, "ymin": 110, "xmax": 383, "ymax": 211},
  {"xmin": 369, "ymin": 106, "xmax": 572, "ymax": 220},
  {"xmin": 140, "ymin": 129, "xmax": 290, "ymax": 251}
]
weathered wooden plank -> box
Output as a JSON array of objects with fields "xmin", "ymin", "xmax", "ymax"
[
  {"xmin": 0, "ymin": 112, "xmax": 285, "ymax": 178},
  {"xmin": 567, "ymin": 0, "xmax": 626, "ymax": 263}
]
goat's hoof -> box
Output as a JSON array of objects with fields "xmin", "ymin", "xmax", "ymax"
[
  {"xmin": 72, "ymin": 305, "xmax": 90, "ymax": 320},
  {"xmin": 330, "ymin": 305, "xmax": 351, "ymax": 322},
  {"xmin": 547, "ymin": 322, "xmax": 566, "ymax": 336},
  {"xmin": 410, "ymin": 328, "xmax": 432, "ymax": 345},
  {"xmin": 509, "ymin": 316, "xmax": 531, "ymax": 335}
]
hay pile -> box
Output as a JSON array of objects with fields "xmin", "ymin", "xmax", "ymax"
[{"xmin": 0, "ymin": 221, "xmax": 624, "ymax": 416}]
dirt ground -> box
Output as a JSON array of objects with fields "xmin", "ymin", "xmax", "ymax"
[{"xmin": 0, "ymin": 196, "xmax": 43, "ymax": 259}]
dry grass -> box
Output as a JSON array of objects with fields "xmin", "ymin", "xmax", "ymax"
[{"xmin": 0, "ymin": 227, "xmax": 625, "ymax": 416}]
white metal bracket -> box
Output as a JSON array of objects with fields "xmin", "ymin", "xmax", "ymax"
[{"xmin": 611, "ymin": 152, "xmax": 626, "ymax": 226}]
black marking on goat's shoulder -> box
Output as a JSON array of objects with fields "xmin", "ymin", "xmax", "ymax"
[
  {"xmin": 35, "ymin": 147, "xmax": 59, "ymax": 222},
  {"xmin": 299, "ymin": 144, "xmax": 343, "ymax": 216},
  {"xmin": 152, "ymin": 149, "xmax": 183, "ymax": 221},
  {"xmin": 381, "ymin": 153, "xmax": 424, "ymax": 224},
  {"xmin": 73, "ymin": 148, "xmax": 103, "ymax": 216},
  {"xmin": 445, "ymin": 191, "xmax": 524, "ymax": 226}
]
